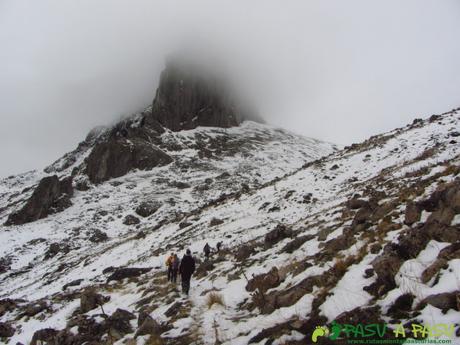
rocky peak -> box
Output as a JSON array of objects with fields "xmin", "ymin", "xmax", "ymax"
[{"xmin": 151, "ymin": 57, "xmax": 254, "ymax": 131}]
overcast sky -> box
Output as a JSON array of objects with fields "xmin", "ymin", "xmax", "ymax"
[{"xmin": 1, "ymin": 0, "xmax": 460, "ymax": 178}]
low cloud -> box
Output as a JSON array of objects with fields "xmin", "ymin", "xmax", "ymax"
[{"xmin": 1, "ymin": 0, "xmax": 460, "ymax": 177}]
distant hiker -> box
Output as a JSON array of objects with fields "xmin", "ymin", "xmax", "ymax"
[
  {"xmin": 216, "ymin": 241, "xmax": 222, "ymax": 252},
  {"xmin": 166, "ymin": 253, "xmax": 175, "ymax": 282},
  {"xmin": 203, "ymin": 243, "xmax": 211, "ymax": 259},
  {"xmin": 179, "ymin": 249, "xmax": 196, "ymax": 295},
  {"xmin": 171, "ymin": 254, "xmax": 180, "ymax": 283}
]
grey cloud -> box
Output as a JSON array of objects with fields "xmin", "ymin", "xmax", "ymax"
[{"xmin": 1, "ymin": 0, "xmax": 460, "ymax": 177}]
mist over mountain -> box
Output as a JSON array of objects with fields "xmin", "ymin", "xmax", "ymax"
[{"xmin": 2, "ymin": 1, "xmax": 460, "ymax": 177}]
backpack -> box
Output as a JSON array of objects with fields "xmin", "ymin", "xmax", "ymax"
[{"xmin": 172, "ymin": 257, "xmax": 180, "ymax": 270}]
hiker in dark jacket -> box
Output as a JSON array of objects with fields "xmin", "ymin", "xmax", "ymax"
[
  {"xmin": 216, "ymin": 241, "xmax": 222, "ymax": 253},
  {"xmin": 171, "ymin": 254, "xmax": 179, "ymax": 283},
  {"xmin": 203, "ymin": 243, "xmax": 211, "ymax": 259},
  {"xmin": 179, "ymin": 249, "xmax": 196, "ymax": 295}
]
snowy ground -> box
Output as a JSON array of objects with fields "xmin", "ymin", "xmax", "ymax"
[{"xmin": 0, "ymin": 111, "xmax": 459, "ymax": 344}]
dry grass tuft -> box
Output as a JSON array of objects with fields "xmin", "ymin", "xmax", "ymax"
[{"xmin": 206, "ymin": 292, "xmax": 225, "ymax": 309}]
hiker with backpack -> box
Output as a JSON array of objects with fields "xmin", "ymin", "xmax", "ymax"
[
  {"xmin": 166, "ymin": 253, "xmax": 175, "ymax": 282},
  {"xmin": 171, "ymin": 253, "xmax": 179, "ymax": 283},
  {"xmin": 179, "ymin": 249, "xmax": 196, "ymax": 295}
]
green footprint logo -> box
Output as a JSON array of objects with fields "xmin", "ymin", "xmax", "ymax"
[
  {"xmin": 329, "ymin": 321, "xmax": 342, "ymax": 340},
  {"xmin": 311, "ymin": 326, "xmax": 329, "ymax": 343}
]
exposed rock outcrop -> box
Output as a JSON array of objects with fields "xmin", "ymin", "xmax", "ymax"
[
  {"xmin": 5, "ymin": 175, "xmax": 73, "ymax": 225},
  {"xmin": 150, "ymin": 58, "xmax": 253, "ymax": 132},
  {"xmin": 86, "ymin": 138, "xmax": 172, "ymax": 184},
  {"xmin": 106, "ymin": 267, "xmax": 152, "ymax": 282}
]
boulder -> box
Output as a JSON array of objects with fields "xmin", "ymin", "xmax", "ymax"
[
  {"xmin": 387, "ymin": 293, "xmax": 414, "ymax": 318},
  {"xmin": 80, "ymin": 288, "xmax": 110, "ymax": 313},
  {"xmin": 0, "ymin": 257, "xmax": 11, "ymax": 274},
  {"xmin": 246, "ymin": 267, "xmax": 280, "ymax": 293},
  {"xmin": 281, "ymin": 235, "xmax": 314, "ymax": 253},
  {"xmin": 44, "ymin": 242, "xmax": 70, "ymax": 259},
  {"xmin": 171, "ymin": 181, "xmax": 191, "ymax": 189},
  {"xmin": 439, "ymin": 242, "xmax": 460, "ymax": 260},
  {"xmin": 88, "ymin": 229, "xmax": 109, "ymax": 243},
  {"xmin": 421, "ymin": 259, "xmax": 448, "ymax": 284},
  {"xmin": 0, "ymin": 322, "xmax": 15, "ymax": 337},
  {"xmin": 123, "ymin": 214, "xmax": 140, "ymax": 225},
  {"xmin": 210, "ymin": 218, "xmax": 224, "ymax": 226},
  {"xmin": 164, "ymin": 301, "xmax": 182, "ymax": 318},
  {"xmin": 106, "ymin": 308, "xmax": 135, "ymax": 335},
  {"xmin": 264, "ymin": 224, "xmax": 292, "ymax": 248},
  {"xmin": 371, "ymin": 244, "xmax": 403, "ymax": 292},
  {"xmin": 427, "ymin": 207, "xmax": 455, "ymax": 225},
  {"xmin": 22, "ymin": 300, "xmax": 48, "ymax": 317},
  {"xmin": 404, "ymin": 201, "xmax": 422, "ymax": 225},
  {"xmin": 135, "ymin": 315, "xmax": 161, "ymax": 338},
  {"xmin": 62, "ymin": 279, "xmax": 84, "ymax": 291},
  {"xmin": 30, "ymin": 328, "xmax": 59, "ymax": 345},
  {"xmin": 235, "ymin": 245, "xmax": 255, "ymax": 261},
  {"xmin": 0, "ymin": 298, "xmax": 24, "ymax": 317},
  {"xmin": 196, "ymin": 261, "xmax": 215, "ymax": 277},
  {"xmin": 421, "ymin": 292, "xmax": 459, "ymax": 312},
  {"xmin": 424, "ymin": 221, "xmax": 460, "ymax": 243},
  {"xmin": 352, "ymin": 205, "xmax": 374, "ymax": 225},
  {"xmin": 107, "ymin": 267, "xmax": 152, "ymax": 282},
  {"xmin": 5, "ymin": 175, "xmax": 73, "ymax": 225},
  {"xmin": 347, "ymin": 198, "xmax": 369, "ymax": 210},
  {"xmin": 135, "ymin": 201, "xmax": 161, "ymax": 218},
  {"xmin": 179, "ymin": 221, "xmax": 192, "ymax": 229}
]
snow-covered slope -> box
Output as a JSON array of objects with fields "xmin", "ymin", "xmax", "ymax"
[{"xmin": 0, "ymin": 109, "xmax": 459, "ymax": 344}]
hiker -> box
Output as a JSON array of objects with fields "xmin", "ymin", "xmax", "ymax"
[
  {"xmin": 171, "ymin": 253, "xmax": 180, "ymax": 283},
  {"xmin": 203, "ymin": 243, "xmax": 211, "ymax": 259},
  {"xmin": 179, "ymin": 249, "xmax": 195, "ymax": 295},
  {"xmin": 216, "ymin": 241, "xmax": 222, "ymax": 252},
  {"xmin": 166, "ymin": 253, "xmax": 175, "ymax": 282}
]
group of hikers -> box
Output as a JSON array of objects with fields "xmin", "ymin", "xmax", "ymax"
[{"xmin": 165, "ymin": 242, "xmax": 223, "ymax": 295}]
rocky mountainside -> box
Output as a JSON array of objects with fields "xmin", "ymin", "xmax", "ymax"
[
  {"xmin": 0, "ymin": 65, "xmax": 459, "ymax": 344},
  {"xmin": 0, "ymin": 63, "xmax": 339, "ymax": 344}
]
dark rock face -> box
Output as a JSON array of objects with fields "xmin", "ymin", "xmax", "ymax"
[
  {"xmin": 86, "ymin": 138, "xmax": 172, "ymax": 184},
  {"xmin": 107, "ymin": 267, "xmax": 152, "ymax": 282},
  {"xmin": 5, "ymin": 175, "xmax": 73, "ymax": 226},
  {"xmin": 150, "ymin": 60, "xmax": 246, "ymax": 132}
]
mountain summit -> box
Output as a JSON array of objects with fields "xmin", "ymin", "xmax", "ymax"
[{"xmin": 151, "ymin": 57, "xmax": 256, "ymax": 131}]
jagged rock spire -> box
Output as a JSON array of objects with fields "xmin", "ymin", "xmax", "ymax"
[{"xmin": 151, "ymin": 56, "xmax": 251, "ymax": 131}]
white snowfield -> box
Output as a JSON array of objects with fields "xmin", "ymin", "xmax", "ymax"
[{"xmin": 0, "ymin": 111, "xmax": 459, "ymax": 344}]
